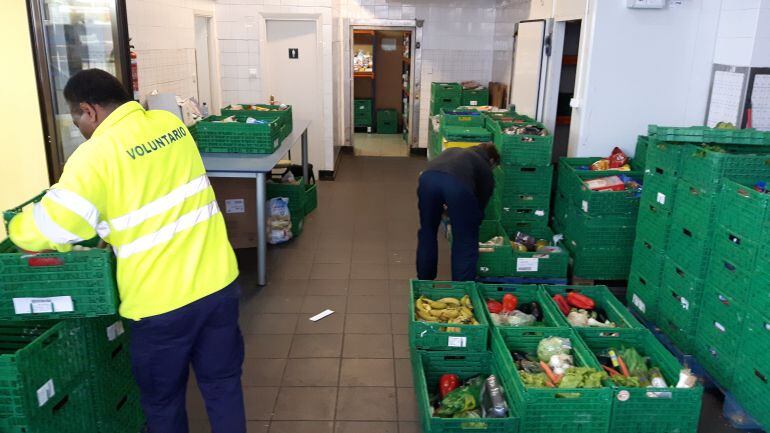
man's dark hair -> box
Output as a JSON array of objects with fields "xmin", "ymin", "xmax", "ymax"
[
  {"xmin": 477, "ymin": 142, "xmax": 501, "ymax": 166},
  {"xmin": 63, "ymin": 69, "xmax": 131, "ymax": 109}
]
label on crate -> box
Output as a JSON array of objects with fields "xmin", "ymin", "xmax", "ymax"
[
  {"xmin": 470, "ymin": 101, "xmax": 478, "ymax": 106},
  {"xmin": 656, "ymin": 192, "xmax": 666, "ymax": 205},
  {"xmin": 713, "ymin": 321, "xmax": 726, "ymax": 333},
  {"xmin": 106, "ymin": 320, "xmax": 126, "ymax": 342},
  {"xmin": 516, "ymin": 258, "xmax": 539, "ymax": 272},
  {"xmin": 645, "ymin": 391, "xmax": 673, "ymax": 399},
  {"xmin": 632, "ymin": 294, "xmax": 646, "ymax": 313},
  {"xmin": 36, "ymin": 379, "xmax": 55, "ymax": 407},
  {"xmin": 617, "ymin": 390, "xmax": 630, "ymax": 401},
  {"xmin": 534, "ymin": 210, "xmax": 545, "ymax": 217},
  {"xmin": 680, "ymin": 296, "xmax": 690, "ymax": 310},
  {"xmin": 447, "ymin": 336, "xmax": 467, "ymax": 348},
  {"xmin": 582, "ymin": 200, "xmax": 589, "ymax": 213},
  {"xmin": 225, "ymin": 199, "xmax": 245, "ymax": 214},
  {"xmin": 13, "ymin": 296, "xmax": 74, "ymax": 315}
]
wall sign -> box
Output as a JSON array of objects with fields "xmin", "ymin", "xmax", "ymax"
[{"xmin": 289, "ymin": 48, "xmax": 299, "ymax": 59}]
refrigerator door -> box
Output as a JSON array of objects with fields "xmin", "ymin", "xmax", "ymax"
[
  {"xmin": 510, "ymin": 19, "xmax": 550, "ymax": 121},
  {"xmin": 29, "ymin": 0, "xmax": 130, "ymax": 180}
]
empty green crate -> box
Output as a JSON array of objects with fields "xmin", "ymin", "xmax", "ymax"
[
  {"xmin": 500, "ymin": 205, "xmax": 550, "ymax": 229},
  {"xmin": 491, "ymin": 327, "xmax": 612, "ymax": 433},
  {"xmin": 477, "ymin": 221, "xmax": 512, "ymax": 277},
  {"xmin": 354, "ymin": 99, "xmax": 373, "ymax": 127},
  {"xmin": 0, "ymin": 378, "xmax": 95, "ymax": 433},
  {"xmin": 488, "ymin": 121, "xmax": 553, "ymax": 167},
  {"xmin": 750, "ymin": 268, "xmax": 770, "ymax": 318},
  {"xmin": 731, "ymin": 353, "xmax": 770, "ymax": 430},
  {"xmin": 506, "ymin": 227, "xmax": 567, "ymax": 278},
  {"xmin": 0, "ymin": 320, "xmax": 88, "ymax": 421},
  {"xmin": 220, "ymin": 104, "xmax": 293, "ymax": 139},
  {"xmin": 562, "ymin": 170, "xmax": 643, "ymax": 216},
  {"xmin": 568, "ymin": 246, "xmax": 634, "ymax": 280},
  {"xmin": 562, "ymin": 203, "xmax": 637, "ymax": 250},
  {"xmin": 666, "ymin": 219, "xmax": 712, "ymax": 277},
  {"xmin": 377, "ymin": 109, "xmax": 398, "ymax": 134},
  {"xmin": 579, "ymin": 328, "xmax": 703, "ymax": 433},
  {"xmin": 717, "ymin": 178, "xmax": 770, "ymax": 242},
  {"xmin": 670, "ymin": 180, "xmax": 718, "ymax": 236},
  {"xmin": 190, "ymin": 115, "xmax": 282, "ymax": 154},
  {"xmin": 707, "ymin": 250, "xmax": 753, "ymax": 305},
  {"xmin": 634, "ymin": 135, "xmax": 648, "ymax": 169},
  {"xmin": 657, "ymin": 284, "xmax": 703, "ymax": 354},
  {"xmin": 648, "ymin": 125, "xmax": 770, "ymax": 146},
  {"xmin": 476, "ymin": 284, "xmax": 568, "ymax": 329},
  {"xmin": 679, "ymin": 144, "xmax": 770, "ymax": 192},
  {"xmin": 711, "ymin": 222, "xmax": 762, "ymax": 279},
  {"xmin": 645, "ymin": 140, "xmax": 684, "ymax": 177},
  {"xmin": 499, "ymin": 165, "xmax": 554, "ymax": 194},
  {"xmin": 662, "ymin": 259, "xmax": 705, "ymax": 300},
  {"xmin": 740, "ymin": 308, "xmax": 770, "ymax": 367},
  {"xmin": 640, "ymin": 172, "xmax": 678, "ymax": 212},
  {"xmin": 0, "ymin": 239, "xmax": 118, "ymax": 321},
  {"xmin": 411, "ymin": 350, "xmax": 520, "ymax": 433},
  {"xmin": 635, "ymin": 201, "xmax": 671, "ymax": 253},
  {"xmin": 627, "ymin": 271, "xmax": 660, "ymax": 323},
  {"xmin": 431, "ymin": 82, "xmax": 463, "ymax": 100},
  {"xmin": 95, "ymin": 385, "xmax": 144, "ymax": 433},
  {"xmin": 461, "ymin": 88, "xmax": 489, "ymax": 107},
  {"xmin": 409, "ymin": 280, "xmax": 489, "ymax": 351},
  {"xmin": 544, "ymin": 285, "xmax": 643, "ymax": 330},
  {"xmin": 630, "ymin": 238, "xmax": 665, "ymax": 280}
]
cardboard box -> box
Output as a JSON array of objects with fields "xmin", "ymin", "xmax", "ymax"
[
  {"xmin": 210, "ymin": 178, "xmax": 258, "ymax": 249},
  {"xmin": 488, "ymin": 82, "xmax": 508, "ymax": 109}
]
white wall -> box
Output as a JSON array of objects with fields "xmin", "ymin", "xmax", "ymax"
[
  {"xmin": 569, "ymin": 0, "xmax": 722, "ymax": 157},
  {"xmin": 492, "ymin": 0, "xmax": 531, "ymax": 85},
  {"xmin": 126, "ymin": 0, "xmax": 216, "ymax": 103},
  {"xmin": 714, "ymin": 0, "xmax": 770, "ymax": 67}
]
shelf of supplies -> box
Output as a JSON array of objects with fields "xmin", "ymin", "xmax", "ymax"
[
  {"xmin": 354, "ymin": 30, "xmax": 375, "ymax": 36},
  {"xmin": 355, "ymin": 71, "xmax": 374, "ymax": 79},
  {"xmin": 403, "ymin": 56, "xmax": 410, "ymax": 64},
  {"xmin": 562, "ymin": 55, "xmax": 578, "ymax": 65},
  {"xmin": 556, "ymin": 115, "xmax": 571, "ymax": 126},
  {"xmin": 403, "ymin": 87, "xmax": 410, "ymax": 97}
]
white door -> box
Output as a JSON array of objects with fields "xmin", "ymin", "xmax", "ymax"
[
  {"xmin": 510, "ymin": 20, "xmax": 548, "ymax": 120},
  {"xmin": 265, "ymin": 20, "xmax": 322, "ymax": 173},
  {"xmin": 194, "ymin": 16, "xmax": 212, "ymax": 110}
]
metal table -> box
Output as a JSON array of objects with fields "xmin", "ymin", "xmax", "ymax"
[{"xmin": 202, "ymin": 119, "xmax": 310, "ymax": 286}]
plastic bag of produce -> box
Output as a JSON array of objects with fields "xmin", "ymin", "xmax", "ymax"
[
  {"xmin": 537, "ymin": 337, "xmax": 572, "ymax": 362},
  {"xmin": 266, "ymin": 197, "xmax": 292, "ymax": 244}
]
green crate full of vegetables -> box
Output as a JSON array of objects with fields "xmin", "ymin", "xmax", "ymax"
[
  {"xmin": 475, "ymin": 284, "xmax": 568, "ymax": 330},
  {"xmin": 220, "ymin": 103, "xmax": 293, "ymax": 139},
  {"xmin": 476, "ymin": 221, "xmax": 512, "ymax": 278},
  {"xmin": 543, "ymin": 286, "xmax": 643, "ymax": 331},
  {"xmin": 626, "ymin": 271, "xmax": 659, "ymax": 324},
  {"xmin": 411, "ymin": 349, "xmax": 520, "ymax": 433},
  {"xmin": 189, "ymin": 115, "xmax": 282, "ymax": 154},
  {"xmin": 694, "ymin": 284, "xmax": 746, "ymax": 389},
  {"xmin": 505, "ymin": 226, "xmax": 567, "ymax": 279},
  {"xmin": 409, "ymin": 280, "xmax": 490, "ymax": 352},
  {"xmin": 487, "ymin": 120, "xmax": 553, "ymax": 167},
  {"xmin": 491, "ymin": 327, "xmax": 612, "ymax": 433},
  {"xmin": 579, "ymin": 328, "xmax": 703, "ymax": 433}
]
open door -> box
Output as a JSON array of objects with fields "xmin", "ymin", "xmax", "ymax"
[{"xmin": 509, "ymin": 19, "xmax": 551, "ymax": 120}]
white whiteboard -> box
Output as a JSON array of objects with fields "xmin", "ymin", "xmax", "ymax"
[
  {"xmin": 511, "ymin": 20, "xmax": 546, "ymax": 119},
  {"xmin": 706, "ymin": 70, "xmax": 745, "ymax": 127}
]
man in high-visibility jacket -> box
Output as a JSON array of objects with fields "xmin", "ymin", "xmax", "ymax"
[{"xmin": 9, "ymin": 69, "xmax": 246, "ymax": 433}]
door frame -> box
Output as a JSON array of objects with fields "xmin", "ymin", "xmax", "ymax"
[
  {"xmin": 509, "ymin": 18, "xmax": 552, "ymax": 122},
  {"xmin": 193, "ymin": 11, "xmax": 222, "ymax": 113},
  {"xmin": 347, "ymin": 19, "xmax": 422, "ymax": 150}
]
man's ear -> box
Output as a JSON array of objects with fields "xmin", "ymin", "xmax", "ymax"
[{"xmin": 79, "ymin": 102, "xmax": 97, "ymax": 122}]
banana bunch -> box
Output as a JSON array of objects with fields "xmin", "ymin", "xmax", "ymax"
[{"xmin": 414, "ymin": 295, "xmax": 478, "ymax": 325}]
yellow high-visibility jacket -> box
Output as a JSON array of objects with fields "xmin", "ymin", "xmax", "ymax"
[{"xmin": 9, "ymin": 101, "xmax": 239, "ymax": 320}]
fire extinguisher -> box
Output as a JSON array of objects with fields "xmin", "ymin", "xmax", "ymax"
[{"xmin": 130, "ymin": 41, "xmax": 139, "ymax": 101}]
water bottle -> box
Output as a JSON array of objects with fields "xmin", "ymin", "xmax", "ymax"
[{"xmin": 485, "ymin": 375, "xmax": 508, "ymax": 418}]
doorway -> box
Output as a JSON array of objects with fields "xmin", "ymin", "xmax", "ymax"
[
  {"xmin": 351, "ymin": 27, "xmax": 414, "ymax": 157},
  {"xmin": 263, "ymin": 19, "xmax": 323, "ymax": 173},
  {"xmin": 194, "ymin": 15, "xmax": 215, "ymax": 114},
  {"xmin": 552, "ymin": 20, "xmax": 581, "ymax": 161}
]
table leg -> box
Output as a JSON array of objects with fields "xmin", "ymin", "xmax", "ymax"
[
  {"xmin": 301, "ymin": 128, "xmax": 309, "ymax": 182},
  {"xmin": 256, "ymin": 172, "xmax": 267, "ymax": 286}
]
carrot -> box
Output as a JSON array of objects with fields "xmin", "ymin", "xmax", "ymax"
[
  {"xmin": 540, "ymin": 361, "xmax": 561, "ymax": 385},
  {"xmin": 617, "ymin": 355, "xmax": 630, "ymax": 377},
  {"xmin": 544, "ymin": 378, "xmax": 556, "ymax": 388},
  {"xmin": 602, "ymin": 365, "xmax": 621, "ymax": 377}
]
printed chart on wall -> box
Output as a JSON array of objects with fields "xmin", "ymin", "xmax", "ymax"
[
  {"xmin": 705, "ymin": 66, "xmax": 747, "ymax": 128},
  {"xmin": 748, "ymin": 69, "xmax": 770, "ymax": 131}
]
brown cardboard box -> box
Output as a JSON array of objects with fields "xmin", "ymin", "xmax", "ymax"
[
  {"xmin": 488, "ymin": 82, "xmax": 508, "ymax": 109},
  {"xmin": 210, "ymin": 178, "xmax": 258, "ymax": 249}
]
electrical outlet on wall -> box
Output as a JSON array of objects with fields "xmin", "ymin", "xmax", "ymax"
[{"xmin": 626, "ymin": 0, "xmax": 666, "ymax": 8}]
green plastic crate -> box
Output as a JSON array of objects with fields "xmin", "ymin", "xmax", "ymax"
[
  {"xmin": 411, "ymin": 350, "xmax": 520, "ymax": 433},
  {"xmin": 267, "ymin": 177, "xmax": 311, "ymax": 220},
  {"xmin": 0, "ymin": 320, "xmax": 88, "ymax": 421},
  {"xmin": 561, "ymin": 170, "xmax": 643, "ymax": 216},
  {"xmin": 670, "ymin": 180, "xmax": 718, "ymax": 237},
  {"xmin": 749, "ymin": 268, "xmax": 770, "ymax": 318},
  {"xmin": 377, "ymin": 109, "xmax": 398, "ymax": 134},
  {"xmin": 491, "ymin": 327, "xmax": 612, "ymax": 433},
  {"xmin": 648, "ymin": 125, "xmax": 770, "ymax": 146},
  {"xmin": 634, "ymin": 199, "xmax": 672, "ymax": 253},
  {"xmin": 488, "ymin": 120, "xmax": 553, "ymax": 167},
  {"xmin": 501, "ymin": 192, "xmax": 551, "ymax": 210},
  {"xmin": 630, "ymin": 239, "xmax": 665, "ymax": 281},
  {"xmin": 506, "ymin": 227, "xmax": 567, "ymax": 278},
  {"xmin": 440, "ymin": 109, "xmax": 486, "ymax": 127},
  {"xmin": 640, "ymin": 172, "xmax": 678, "ymax": 212},
  {"xmin": 291, "ymin": 215, "xmax": 304, "ymax": 238},
  {"xmin": 304, "ymin": 183, "xmax": 318, "ymax": 217},
  {"xmin": 645, "ymin": 140, "xmax": 684, "ymax": 177},
  {"xmin": 354, "ymin": 99, "xmax": 373, "ymax": 127},
  {"xmin": 626, "ymin": 271, "xmax": 659, "ymax": 323},
  {"xmin": 561, "ymin": 203, "xmax": 637, "ymax": 250},
  {"xmin": 95, "ymin": 385, "xmax": 144, "ymax": 433},
  {"xmin": 567, "ymin": 245, "xmax": 634, "ymax": 280},
  {"xmin": 500, "ymin": 205, "xmax": 550, "ymax": 229},
  {"xmin": 679, "ymin": 144, "xmax": 770, "ymax": 192},
  {"xmin": 544, "ymin": 285, "xmax": 644, "ymax": 330},
  {"xmin": 500, "ymin": 165, "xmax": 554, "ymax": 194},
  {"xmin": 731, "ymin": 352, "xmax": 770, "ymax": 430},
  {"xmin": 431, "ymin": 99, "xmax": 461, "ymax": 116},
  {"xmin": 220, "ymin": 104, "xmax": 293, "ymax": 139},
  {"xmin": 431, "ymin": 82, "xmax": 463, "ymax": 100},
  {"xmin": 707, "ymin": 250, "xmax": 753, "ymax": 305},
  {"xmin": 441, "ymin": 125, "xmax": 492, "ymax": 142},
  {"xmin": 552, "ymin": 190, "xmax": 568, "ymax": 231},
  {"xmin": 666, "ymin": 218, "xmax": 712, "ymax": 277},
  {"xmin": 657, "ymin": 283, "xmax": 703, "ymax": 354},
  {"xmin": 716, "ymin": 178, "xmax": 770, "ymax": 243},
  {"xmin": 409, "ymin": 280, "xmax": 490, "ymax": 351},
  {"xmin": 579, "ymin": 328, "xmax": 703, "ymax": 433},
  {"xmin": 477, "ymin": 221, "xmax": 512, "ymax": 277},
  {"xmin": 190, "ymin": 115, "xmax": 282, "ymax": 154},
  {"xmin": 476, "ymin": 284, "xmax": 569, "ymax": 329},
  {"xmin": 0, "ymin": 239, "xmax": 118, "ymax": 320},
  {"xmin": 461, "ymin": 88, "xmax": 489, "ymax": 107},
  {"xmin": 694, "ymin": 284, "xmax": 747, "ymax": 389},
  {"xmin": 484, "ymin": 196, "xmax": 502, "ymax": 221},
  {"xmin": 661, "ymin": 260, "xmax": 705, "ymax": 301},
  {"xmin": 556, "ymin": 157, "xmax": 643, "ymax": 201},
  {"xmin": 740, "ymin": 307, "xmax": 770, "ymax": 368},
  {"xmin": 634, "ymin": 135, "xmax": 648, "ymax": 169},
  {"xmin": 0, "ymin": 378, "xmax": 95, "ymax": 433}
]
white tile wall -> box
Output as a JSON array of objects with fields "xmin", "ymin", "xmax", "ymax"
[
  {"xmin": 135, "ymin": 49, "xmax": 198, "ymax": 102},
  {"xmin": 491, "ymin": 0, "xmax": 530, "ymax": 84}
]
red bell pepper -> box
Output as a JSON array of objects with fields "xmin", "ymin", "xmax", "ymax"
[
  {"xmin": 566, "ymin": 292, "xmax": 595, "ymax": 310},
  {"xmin": 502, "ymin": 293, "xmax": 518, "ymax": 313},
  {"xmin": 553, "ymin": 294, "xmax": 570, "ymax": 316},
  {"xmin": 439, "ymin": 374, "xmax": 460, "ymax": 398},
  {"xmin": 486, "ymin": 299, "xmax": 503, "ymax": 314}
]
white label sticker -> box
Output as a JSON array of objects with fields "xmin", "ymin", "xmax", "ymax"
[
  {"xmin": 516, "ymin": 258, "xmax": 539, "ymax": 272},
  {"xmin": 225, "ymin": 199, "xmax": 245, "ymax": 214},
  {"xmin": 470, "ymin": 101, "xmax": 478, "ymax": 106},
  {"xmin": 714, "ymin": 322, "xmax": 726, "ymax": 332},
  {"xmin": 617, "ymin": 390, "xmax": 630, "ymax": 401},
  {"xmin": 534, "ymin": 210, "xmax": 545, "ymax": 217},
  {"xmin": 37, "ymin": 379, "xmax": 55, "ymax": 407},
  {"xmin": 632, "ymin": 294, "xmax": 646, "ymax": 313},
  {"xmin": 680, "ymin": 296, "xmax": 690, "ymax": 310},
  {"xmin": 448, "ymin": 336, "xmax": 467, "ymax": 347},
  {"xmin": 581, "ymin": 200, "xmax": 589, "ymax": 212},
  {"xmin": 13, "ymin": 296, "xmax": 73, "ymax": 315},
  {"xmin": 106, "ymin": 321, "xmax": 125, "ymax": 342},
  {"xmin": 656, "ymin": 192, "xmax": 666, "ymax": 205}
]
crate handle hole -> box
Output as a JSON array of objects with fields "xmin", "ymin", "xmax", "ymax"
[
  {"xmin": 689, "ymin": 187, "xmax": 699, "ymax": 196},
  {"xmin": 520, "ymin": 167, "xmax": 536, "ymax": 173},
  {"xmin": 643, "ymin": 241, "xmax": 652, "ymax": 250},
  {"xmin": 52, "ymin": 395, "xmax": 70, "ymax": 413},
  {"xmin": 728, "ymin": 234, "xmax": 741, "ymax": 245},
  {"xmin": 639, "ymin": 277, "xmax": 647, "ymax": 285},
  {"xmin": 116, "ymin": 395, "xmax": 128, "ymax": 411},
  {"xmin": 755, "ymin": 369, "xmax": 767, "ymax": 384},
  {"xmin": 655, "ymin": 168, "xmax": 664, "ymax": 175},
  {"xmin": 444, "ymin": 355, "xmax": 467, "ymax": 361},
  {"xmin": 675, "ymin": 268, "xmax": 685, "ymax": 277},
  {"xmin": 737, "ymin": 188, "xmax": 751, "ymax": 198},
  {"xmin": 682, "ymin": 228, "xmax": 692, "ymax": 238},
  {"xmin": 723, "ymin": 262, "xmax": 736, "ymax": 272},
  {"xmin": 111, "ymin": 343, "xmax": 125, "ymax": 359}
]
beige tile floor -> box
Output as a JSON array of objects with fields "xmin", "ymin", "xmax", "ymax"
[{"xmin": 353, "ymin": 133, "xmax": 409, "ymax": 157}]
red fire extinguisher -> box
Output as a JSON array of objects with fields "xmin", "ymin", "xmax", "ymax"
[{"xmin": 130, "ymin": 42, "xmax": 139, "ymax": 101}]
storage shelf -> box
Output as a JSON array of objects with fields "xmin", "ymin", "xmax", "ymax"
[
  {"xmin": 354, "ymin": 29, "xmax": 375, "ymax": 36},
  {"xmin": 403, "ymin": 56, "xmax": 410, "ymax": 64},
  {"xmin": 354, "ymin": 71, "xmax": 374, "ymax": 79}
]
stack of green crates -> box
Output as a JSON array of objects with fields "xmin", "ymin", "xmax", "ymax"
[
  {"xmin": 267, "ymin": 177, "xmax": 318, "ymax": 237},
  {"xmin": 354, "ymin": 99, "xmax": 372, "ymax": 128},
  {"xmin": 553, "ymin": 156, "xmax": 643, "ymax": 280},
  {"xmin": 430, "ymin": 82, "xmax": 462, "ymax": 115},
  {"xmin": 461, "ymin": 86, "xmax": 489, "ymax": 107},
  {"xmin": 439, "ymin": 109, "xmax": 491, "ymax": 145},
  {"xmin": 376, "ymin": 109, "xmax": 398, "ymax": 134}
]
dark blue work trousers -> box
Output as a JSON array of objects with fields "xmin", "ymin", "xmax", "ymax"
[
  {"xmin": 417, "ymin": 170, "xmax": 483, "ymax": 281},
  {"xmin": 129, "ymin": 281, "xmax": 246, "ymax": 433}
]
